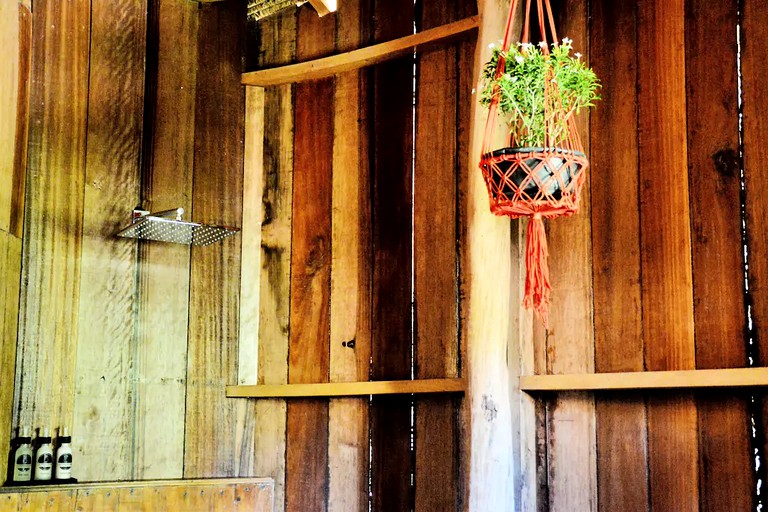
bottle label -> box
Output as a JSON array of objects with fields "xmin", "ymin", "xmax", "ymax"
[
  {"xmin": 13, "ymin": 454, "xmax": 32, "ymax": 481},
  {"xmin": 16, "ymin": 454, "xmax": 32, "ymax": 466},
  {"xmin": 58, "ymin": 453, "xmax": 72, "ymax": 468}
]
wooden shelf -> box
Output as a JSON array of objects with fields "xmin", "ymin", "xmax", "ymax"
[
  {"xmin": 241, "ymin": 15, "xmax": 480, "ymax": 86},
  {"xmin": 226, "ymin": 378, "xmax": 466, "ymax": 398},
  {"xmin": 520, "ymin": 367, "xmax": 768, "ymax": 392}
]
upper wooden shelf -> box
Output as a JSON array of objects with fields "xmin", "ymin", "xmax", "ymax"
[
  {"xmin": 242, "ymin": 15, "xmax": 480, "ymax": 86},
  {"xmin": 227, "ymin": 378, "xmax": 465, "ymax": 398},
  {"xmin": 520, "ymin": 367, "xmax": 768, "ymax": 392}
]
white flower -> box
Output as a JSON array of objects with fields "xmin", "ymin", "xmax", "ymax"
[
  {"xmin": 488, "ymin": 42, "xmax": 495, "ymax": 49},
  {"xmin": 521, "ymin": 42, "xmax": 533, "ymax": 50},
  {"xmin": 471, "ymin": 88, "xmax": 476, "ymax": 95},
  {"xmin": 562, "ymin": 37, "xmax": 573, "ymax": 45},
  {"xmin": 574, "ymin": 52, "xmax": 582, "ymax": 59},
  {"xmin": 538, "ymin": 41, "xmax": 547, "ymax": 48},
  {"xmin": 515, "ymin": 55, "xmax": 525, "ymax": 64}
]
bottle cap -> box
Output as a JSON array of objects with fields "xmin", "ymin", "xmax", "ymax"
[
  {"xmin": 61, "ymin": 427, "xmax": 69, "ymax": 437},
  {"xmin": 18, "ymin": 426, "xmax": 31, "ymax": 443},
  {"xmin": 41, "ymin": 427, "xmax": 50, "ymax": 437}
]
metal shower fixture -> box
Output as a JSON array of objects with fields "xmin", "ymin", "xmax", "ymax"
[{"xmin": 116, "ymin": 208, "xmax": 239, "ymax": 246}]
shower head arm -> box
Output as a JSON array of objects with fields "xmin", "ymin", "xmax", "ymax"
[{"xmin": 131, "ymin": 207, "xmax": 184, "ymax": 223}]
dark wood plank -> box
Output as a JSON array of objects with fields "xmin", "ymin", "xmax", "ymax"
[
  {"xmin": 285, "ymin": 6, "xmax": 335, "ymax": 512},
  {"xmin": 71, "ymin": 0, "xmax": 146, "ymax": 481},
  {"xmin": 741, "ymin": 0, "xmax": 768, "ymax": 496},
  {"xmin": 414, "ymin": 2, "xmax": 461, "ymax": 511},
  {"xmin": 685, "ymin": 2, "xmax": 753, "ymax": 510},
  {"xmin": 589, "ymin": 1, "xmax": 649, "ymax": 510},
  {"xmin": 328, "ymin": 1, "xmax": 372, "ymax": 510},
  {"xmin": 370, "ymin": 0, "xmax": 416, "ymax": 510},
  {"xmin": 184, "ymin": 0, "xmax": 245, "ymax": 478},
  {"xmin": 534, "ymin": 2, "xmax": 597, "ymax": 510},
  {"xmin": 133, "ymin": 0, "xmax": 199, "ymax": 480},
  {"xmin": 14, "ymin": 0, "xmax": 91, "ymax": 441},
  {"xmin": 251, "ymin": 10, "xmax": 297, "ymax": 512},
  {"xmin": 11, "ymin": 4, "xmax": 31, "ymax": 239},
  {"xmin": 637, "ymin": 1, "xmax": 698, "ymax": 510}
]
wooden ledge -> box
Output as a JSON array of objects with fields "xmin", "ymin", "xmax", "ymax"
[
  {"xmin": 520, "ymin": 367, "xmax": 768, "ymax": 392},
  {"xmin": 226, "ymin": 378, "xmax": 466, "ymax": 398},
  {"xmin": 242, "ymin": 15, "xmax": 479, "ymax": 86}
]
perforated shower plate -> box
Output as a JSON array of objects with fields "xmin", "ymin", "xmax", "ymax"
[{"xmin": 116, "ymin": 216, "xmax": 239, "ymax": 246}]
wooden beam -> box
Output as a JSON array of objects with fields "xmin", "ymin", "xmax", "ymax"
[
  {"xmin": 241, "ymin": 15, "xmax": 479, "ymax": 86},
  {"xmin": 308, "ymin": 0, "xmax": 335, "ymax": 16},
  {"xmin": 521, "ymin": 368, "xmax": 768, "ymax": 392},
  {"xmin": 226, "ymin": 378, "xmax": 466, "ymax": 398}
]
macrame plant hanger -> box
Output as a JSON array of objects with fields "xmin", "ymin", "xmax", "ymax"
[{"xmin": 480, "ymin": 0, "xmax": 589, "ymax": 328}]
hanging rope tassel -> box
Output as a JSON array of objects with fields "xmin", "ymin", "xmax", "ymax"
[{"xmin": 523, "ymin": 215, "xmax": 552, "ymax": 328}]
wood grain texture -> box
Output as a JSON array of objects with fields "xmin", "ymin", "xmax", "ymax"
[
  {"xmin": 413, "ymin": 2, "xmax": 461, "ymax": 511},
  {"xmin": 0, "ymin": 0, "xmax": 21, "ymax": 235},
  {"xmin": 184, "ymin": 0, "xmax": 246, "ymax": 478},
  {"xmin": 534, "ymin": 2, "xmax": 597, "ymax": 511},
  {"xmin": 588, "ymin": 1, "xmax": 649, "ymax": 509},
  {"xmin": 742, "ymin": 0, "xmax": 768, "ymax": 492},
  {"xmin": 241, "ymin": 16, "xmax": 480, "ymax": 86},
  {"xmin": 252, "ymin": 9, "xmax": 297, "ymax": 512},
  {"xmin": 7, "ymin": 4, "xmax": 31, "ymax": 239},
  {"xmin": 685, "ymin": 2, "xmax": 753, "ymax": 510},
  {"xmin": 71, "ymin": 0, "xmax": 146, "ymax": 481},
  {"xmin": 133, "ymin": 0, "xmax": 198, "ymax": 480},
  {"xmin": 328, "ymin": 1, "xmax": 372, "ymax": 511},
  {"xmin": 465, "ymin": 1, "xmax": 515, "ymax": 510},
  {"xmin": 2, "ymin": 479, "xmax": 273, "ymax": 511},
  {"xmin": 229, "ymin": 378, "xmax": 466, "ymax": 397},
  {"xmin": 0, "ymin": 232, "xmax": 22, "ymax": 482},
  {"xmin": 637, "ymin": 2, "xmax": 698, "ymax": 510},
  {"xmin": 14, "ymin": 0, "xmax": 91, "ymax": 440},
  {"xmin": 285, "ymin": 6, "xmax": 335, "ymax": 512},
  {"xmin": 370, "ymin": 1, "xmax": 416, "ymax": 510}
]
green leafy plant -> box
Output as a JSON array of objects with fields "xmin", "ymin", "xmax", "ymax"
[{"xmin": 480, "ymin": 38, "xmax": 600, "ymax": 147}]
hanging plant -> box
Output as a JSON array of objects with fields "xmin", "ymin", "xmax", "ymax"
[{"xmin": 478, "ymin": 0, "xmax": 600, "ymax": 326}]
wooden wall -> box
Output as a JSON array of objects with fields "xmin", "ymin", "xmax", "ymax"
[
  {"xmin": 245, "ymin": 1, "xmax": 476, "ymax": 510},
  {"xmin": 520, "ymin": 0, "xmax": 768, "ymax": 510},
  {"xmin": 8, "ymin": 0, "xmax": 253, "ymax": 483},
  {"xmin": 0, "ymin": 0, "xmax": 31, "ymax": 484}
]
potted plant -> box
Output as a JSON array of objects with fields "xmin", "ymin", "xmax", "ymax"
[{"xmin": 479, "ymin": 38, "xmax": 600, "ymax": 212}]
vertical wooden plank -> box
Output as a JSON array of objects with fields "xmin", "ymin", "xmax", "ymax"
[
  {"xmin": 533, "ymin": 2, "xmax": 597, "ymax": 511},
  {"xmin": 638, "ymin": 1, "xmax": 698, "ymax": 511},
  {"xmin": 742, "ymin": 0, "xmax": 768, "ymax": 492},
  {"xmin": 0, "ymin": 0, "xmax": 21, "ymax": 235},
  {"xmin": 370, "ymin": 0, "xmax": 415, "ymax": 510},
  {"xmin": 19, "ymin": 489, "xmax": 75, "ymax": 511},
  {"xmin": 685, "ymin": 2, "xmax": 753, "ymax": 511},
  {"xmin": 70, "ymin": 0, "xmax": 146, "ymax": 481},
  {"xmin": 414, "ymin": 2, "xmax": 461, "ymax": 511},
  {"xmin": 133, "ymin": 0, "xmax": 199, "ymax": 480},
  {"xmin": 74, "ymin": 488, "xmax": 120, "ymax": 512},
  {"xmin": 285, "ymin": 7, "xmax": 335, "ymax": 512},
  {"xmin": 0, "ymin": 233, "xmax": 22, "ymax": 482},
  {"xmin": 11, "ymin": 4, "xmax": 32, "ymax": 239},
  {"xmin": 252, "ymin": 9, "xmax": 297, "ymax": 512},
  {"xmin": 465, "ymin": 1, "xmax": 516, "ymax": 510},
  {"xmin": 589, "ymin": 1, "xmax": 649, "ymax": 511},
  {"xmin": 14, "ymin": 0, "xmax": 91, "ymax": 442},
  {"xmin": 0, "ymin": 493, "xmax": 19, "ymax": 511},
  {"xmin": 184, "ymin": 0, "xmax": 246, "ymax": 478},
  {"xmin": 328, "ymin": 1, "xmax": 372, "ymax": 511}
]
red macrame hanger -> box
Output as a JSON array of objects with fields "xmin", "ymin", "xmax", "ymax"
[{"xmin": 479, "ymin": 0, "xmax": 584, "ymax": 329}]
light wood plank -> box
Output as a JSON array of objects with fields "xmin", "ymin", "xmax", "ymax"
[
  {"xmin": 328, "ymin": 1, "xmax": 371, "ymax": 511},
  {"xmin": 184, "ymin": 0, "xmax": 246, "ymax": 478},
  {"xmin": 308, "ymin": 0, "xmax": 335, "ymax": 16},
  {"xmin": 0, "ymin": 0, "xmax": 21, "ymax": 234},
  {"xmin": 228, "ymin": 379, "xmax": 467, "ymax": 397},
  {"xmin": 465, "ymin": 1, "xmax": 516, "ymax": 511},
  {"xmin": 133, "ymin": 0, "xmax": 199, "ymax": 481},
  {"xmin": 241, "ymin": 15, "xmax": 479, "ymax": 86},
  {"xmin": 15, "ymin": 0, "xmax": 91, "ymax": 443},
  {"xmin": 252, "ymin": 9, "xmax": 297, "ymax": 512},
  {"xmin": 71, "ymin": 0, "xmax": 146, "ymax": 481},
  {"xmin": 0, "ymin": 232, "xmax": 22, "ymax": 482},
  {"xmin": 521, "ymin": 368, "xmax": 768, "ymax": 391}
]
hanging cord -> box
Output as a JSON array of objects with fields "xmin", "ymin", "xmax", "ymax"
[{"xmin": 524, "ymin": 214, "xmax": 552, "ymax": 328}]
